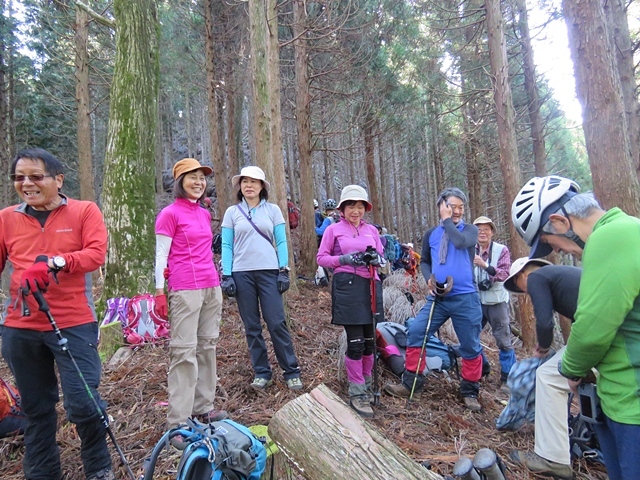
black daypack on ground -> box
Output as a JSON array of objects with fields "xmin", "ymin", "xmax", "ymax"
[{"xmin": 142, "ymin": 418, "xmax": 267, "ymax": 480}]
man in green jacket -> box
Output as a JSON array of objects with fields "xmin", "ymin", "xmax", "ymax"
[{"xmin": 511, "ymin": 175, "xmax": 640, "ymax": 480}]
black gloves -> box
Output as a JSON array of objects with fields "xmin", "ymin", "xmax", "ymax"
[
  {"xmin": 221, "ymin": 275, "xmax": 236, "ymax": 297},
  {"xmin": 338, "ymin": 253, "xmax": 366, "ymax": 266},
  {"xmin": 277, "ymin": 268, "xmax": 290, "ymax": 294}
]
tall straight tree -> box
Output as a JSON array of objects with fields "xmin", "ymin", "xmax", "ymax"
[
  {"xmin": 74, "ymin": 3, "xmax": 94, "ymax": 201},
  {"xmin": 204, "ymin": 0, "xmax": 228, "ymax": 218},
  {"xmin": 293, "ymin": 0, "xmax": 316, "ymax": 277},
  {"xmin": 514, "ymin": 0, "xmax": 546, "ymax": 177},
  {"xmin": 101, "ymin": 0, "xmax": 159, "ymax": 299},
  {"xmin": 485, "ymin": 0, "xmax": 533, "ymax": 347},
  {"xmin": 563, "ymin": 0, "xmax": 640, "ymax": 215},
  {"xmin": 248, "ymin": 0, "xmax": 297, "ymax": 289},
  {"xmin": 0, "ymin": 0, "xmax": 9, "ymax": 206}
]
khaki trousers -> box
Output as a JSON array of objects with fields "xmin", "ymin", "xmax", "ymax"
[
  {"xmin": 167, "ymin": 287, "xmax": 222, "ymax": 428},
  {"xmin": 535, "ymin": 346, "xmax": 572, "ymax": 465}
]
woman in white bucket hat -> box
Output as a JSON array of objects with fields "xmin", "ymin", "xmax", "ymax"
[
  {"xmin": 317, "ymin": 184, "xmax": 385, "ymax": 418},
  {"xmin": 220, "ymin": 166, "xmax": 302, "ymax": 391}
]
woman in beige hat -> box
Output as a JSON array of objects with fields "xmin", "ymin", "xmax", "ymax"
[
  {"xmin": 316, "ymin": 185, "xmax": 386, "ymax": 417},
  {"xmin": 154, "ymin": 158, "xmax": 227, "ymax": 446},
  {"xmin": 220, "ymin": 166, "xmax": 302, "ymax": 391}
]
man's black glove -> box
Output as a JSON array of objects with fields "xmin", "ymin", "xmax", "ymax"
[
  {"xmin": 221, "ymin": 275, "xmax": 236, "ymax": 297},
  {"xmin": 338, "ymin": 252, "xmax": 366, "ymax": 266},
  {"xmin": 277, "ymin": 268, "xmax": 290, "ymax": 294}
]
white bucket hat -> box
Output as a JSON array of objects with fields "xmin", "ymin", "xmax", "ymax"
[
  {"xmin": 504, "ymin": 257, "xmax": 553, "ymax": 293},
  {"xmin": 232, "ymin": 166, "xmax": 270, "ymax": 192},
  {"xmin": 337, "ymin": 185, "xmax": 372, "ymax": 211}
]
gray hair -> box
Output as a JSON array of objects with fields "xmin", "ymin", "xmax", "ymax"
[
  {"xmin": 546, "ymin": 192, "xmax": 601, "ymax": 234},
  {"xmin": 561, "ymin": 192, "xmax": 601, "ymax": 219},
  {"xmin": 437, "ymin": 187, "xmax": 468, "ymax": 206}
]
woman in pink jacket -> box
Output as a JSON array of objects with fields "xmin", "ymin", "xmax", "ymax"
[{"xmin": 316, "ymin": 185, "xmax": 385, "ymax": 418}]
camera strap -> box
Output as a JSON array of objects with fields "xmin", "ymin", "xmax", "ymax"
[{"xmin": 476, "ymin": 242, "xmax": 493, "ymax": 284}]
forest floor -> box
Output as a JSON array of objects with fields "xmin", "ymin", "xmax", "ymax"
[{"xmin": 0, "ymin": 277, "xmax": 609, "ymax": 480}]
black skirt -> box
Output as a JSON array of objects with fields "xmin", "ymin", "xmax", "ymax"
[{"xmin": 331, "ymin": 272, "xmax": 384, "ymax": 326}]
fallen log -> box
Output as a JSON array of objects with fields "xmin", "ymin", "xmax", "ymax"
[{"xmin": 269, "ymin": 384, "xmax": 443, "ymax": 480}]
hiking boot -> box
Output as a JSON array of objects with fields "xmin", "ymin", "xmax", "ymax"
[
  {"xmin": 197, "ymin": 408, "xmax": 229, "ymax": 423},
  {"xmin": 349, "ymin": 395, "xmax": 374, "ymax": 418},
  {"xmin": 250, "ymin": 377, "xmax": 273, "ymax": 390},
  {"xmin": 384, "ymin": 382, "xmax": 420, "ymax": 399},
  {"xmin": 286, "ymin": 377, "xmax": 304, "ymax": 391},
  {"xmin": 509, "ymin": 450, "xmax": 573, "ymax": 479},
  {"xmin": 463, "ymin": 396, "xmax": 482, "ymax": 411},
  {"xmin": 87, "ymin": 468, "xmax": 115, "ymax": 480},
  {"xmin": 499, "ymin": 382, "xmax": 510, "ymax": 395}
]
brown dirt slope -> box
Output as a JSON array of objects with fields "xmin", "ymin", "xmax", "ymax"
[{"xmin": 0, "ymin": 282, "xmax": 607, "ymax": 479}]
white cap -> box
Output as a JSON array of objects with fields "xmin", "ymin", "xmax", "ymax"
[
  {"xmin": 232, "ymin": 166, "xmax": 270, "ymax": 191},
  {"xmin": 337, "ymin": 185, "xmax": 372, "ymax": 211},
  {"xmin": 504, "ymin": 257, "xmax": 553, "ymax": 293}
]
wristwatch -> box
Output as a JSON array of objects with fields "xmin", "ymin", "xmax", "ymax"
[{"xmin": 51, "ymin": 256, "xmax": 66, "ymax": 272}]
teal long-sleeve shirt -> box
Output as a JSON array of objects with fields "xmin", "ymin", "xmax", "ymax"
[{"xmin": 561, "ymin": 208, "xmax": 640, "ymax": 424}]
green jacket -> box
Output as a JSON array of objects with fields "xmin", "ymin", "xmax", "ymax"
[{"xmin": 561, "ymin": 208, "xmax": 640, "ymax": 424}]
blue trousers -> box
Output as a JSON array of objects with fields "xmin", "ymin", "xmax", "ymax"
[
  {"xmin": 233, "ymin": 270, "xmax": 301, "ymax": 381},
  {"xmin": 594, "ymin": 415, "xmax": 640, "ymax": 480},
  {"xmin": 2, "ymin": 323, "xmax": 111, "ymax": 480},
  {"xmin": 407, "ymin": 292, "xmax": 483, "ymax": 359}
]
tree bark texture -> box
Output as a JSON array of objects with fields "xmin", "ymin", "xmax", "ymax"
[
  {"xmin": 75, "ymin": 5, "xmax": 95, "ymax": 202},
  {"xmin": 293, "ymin": 0, "xmax": 317, "ymax": 277},
  {"xmin": 0, "ymin": 0, "xmax": 9, "ymax": 207},
  {"xmin": 205, "ymin": 0, "xmax": 228, "ymax": 218},
  {"xmin": 562, "ymin": 0, "xmax": 640, "ymax": 215},
  {"xmin": 363, "ymin": 114, "xmax": 382, "ymax": 225},
  {"xmin": 602, "ymin": 0, "xmax": 640, "ymax": 183},
  {"xmin": 101, "ymin": 0, "xmax": 159, "ymax": 299},
  {"xmin": 269, "ymin": 384, "xmax": 443, "ymax": 480},
  {"xmin": 515, "ymin": 0, "xmax": 547, "ymax": 177},
  {"xmin": 485, "ymin": 0, "xmax": 533, "ymax": 347},
  {"xmin": 249, "ymin": 0, "xmax": 297, "ymax": 291}
]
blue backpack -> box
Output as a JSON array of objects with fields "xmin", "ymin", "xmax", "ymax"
[{"xmin": 142, "ymin": 418, "xmax": 267, "ymax": 480}]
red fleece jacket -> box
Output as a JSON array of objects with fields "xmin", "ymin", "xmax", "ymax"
[{"xmin": 0, "ymin": 196, "xmax": 107, "ymax": 331}]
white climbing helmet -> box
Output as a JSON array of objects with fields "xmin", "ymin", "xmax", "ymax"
[{"xmin": 511, "ymin": 176, "xmax": 580, "ymax": 246}]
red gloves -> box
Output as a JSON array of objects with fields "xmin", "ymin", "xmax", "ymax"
[
  {"xmin": 154, "ymin": 294, "xmax": 168, "ymax": 319},
  {"xmin": 20, "ymin": 262, "xmax": 51, "ymax": 293}
]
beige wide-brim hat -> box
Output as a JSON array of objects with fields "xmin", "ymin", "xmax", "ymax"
[
  {"xmin": 337, "ymin": 185, "xmax": 373, "ymax": 212},
  {"xmin": 231, "ymin": 166, "xmax": 270, "ymax": 192},
  {"xmin": 473, "ymin": 215, "xmax": 497, "ymax": 233},
  {"xmin": 172, "ymin": 158, "xmax": 213, "ymax": 180},
  {"xmin": 504, "ymin": 257, "xmax": 553, "ymax": 293}
]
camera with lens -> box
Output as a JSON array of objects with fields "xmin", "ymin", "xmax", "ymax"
[
  {"xmin": 361, "ymin": 246, "xmax": 377, "ymax": 265},
  {"xmin": 478, "ymin": 278, "xmax": 492, "ymax": 291}
]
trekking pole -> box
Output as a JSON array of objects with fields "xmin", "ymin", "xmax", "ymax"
[
  {"xmin": 31, "ymin": 289, "xmax": 137, "ymax": 480},
  {"xmin": 408, "ymin": 297, "xmax": 435, "ymax": 404},
  {"xmin": 368, "ymin": 262, "xmax": 381, "ymax": 407}
]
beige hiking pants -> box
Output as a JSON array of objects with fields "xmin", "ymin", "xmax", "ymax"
[
  {"xmin": 166, "ymin": 287, "xmax": 222, "ymax": 428},
  {"xmin": 535, "ymin": 346, "xmax": 572, "ymax": 466}
]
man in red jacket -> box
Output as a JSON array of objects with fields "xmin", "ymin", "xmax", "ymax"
[{"xmin": 0, "ymin": 148, "xmax": 113, "ymax": 480}]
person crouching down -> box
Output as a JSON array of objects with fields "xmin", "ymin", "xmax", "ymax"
[{"xmin": 317, "ymin": 185, "xmax": 385, "ymax": 417}]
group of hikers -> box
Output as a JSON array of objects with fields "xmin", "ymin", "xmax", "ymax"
[{"xmin": 0, "ymin": 147, "xmax": 638, "ymax": 480}]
